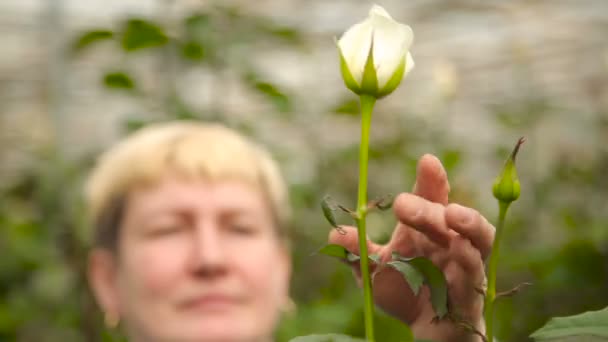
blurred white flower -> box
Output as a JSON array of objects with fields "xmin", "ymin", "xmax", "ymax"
[
  {"xmin": 337, "ymin": 4, "xmax": 414, "ymax": 98},
  {"xmin": 433, "ymin": 60, "xmax": 459, "ymax": 100}
]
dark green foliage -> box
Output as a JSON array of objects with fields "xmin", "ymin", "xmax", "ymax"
[
  {"xmin": 102, "ymin": 71, "xmax": 135, "ymax": 90},
  {"xmin": 120, "ymin": 19, "xmax": 168, "ymax": 52},
  {"xmin": 71, "ymin": 30, "xmax": 113, "ymax": 52}
]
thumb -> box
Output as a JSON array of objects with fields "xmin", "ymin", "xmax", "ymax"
[
  {"xmin": 328, "ymin": 226, "xmax": 382, "ymax": 276},
  {"xmin": 328, "ymin": 226, "xmax": 379, "ymax": 256}
]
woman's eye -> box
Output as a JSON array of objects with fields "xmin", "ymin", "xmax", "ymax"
[
  {"xmin": 228, "ymin": 222, "xmax": 257, "ymax": 235},
  {"xmin": 148, "ymin": 222, "xmax": 188, "ymax": 236}
]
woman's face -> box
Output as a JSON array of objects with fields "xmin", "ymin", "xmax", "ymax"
[{"xmin": 90, "ymin": 175, "xmax": 291, "ymax": 342}]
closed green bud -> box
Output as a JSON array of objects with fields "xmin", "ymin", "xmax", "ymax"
[{"xmin": 493, "ymin": 137, "xmax": 525, "ymax": 204}]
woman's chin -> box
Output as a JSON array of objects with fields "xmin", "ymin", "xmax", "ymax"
[{"xmin": 163, "ymin": 314, "xmax": 264, "ymax": 341}]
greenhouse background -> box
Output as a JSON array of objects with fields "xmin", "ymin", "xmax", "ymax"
[{"xmin": 1, "ymin": 0, "xmax": 607, "ymax": 341}]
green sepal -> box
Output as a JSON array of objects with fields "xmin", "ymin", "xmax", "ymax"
[
  {"xmin": 376, "ymin": 55, "xmax": 406, "ymax": 98},
  {"xmin": 336, "ymin": 39, "xmax": 361, "ymax": 95},
  {"xmin": 359, "ymin": 35, "xmax": 379, "ymax": 96}
]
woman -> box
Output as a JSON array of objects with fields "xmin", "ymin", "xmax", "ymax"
[{"xmin": 85, "ymin": 121, "xmax": 493, "ymax": 341}]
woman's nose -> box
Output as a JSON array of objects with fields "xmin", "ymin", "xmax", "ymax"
[{"xmin": 189, "ymin": 220, "xmax": 227, "ymax": 278}]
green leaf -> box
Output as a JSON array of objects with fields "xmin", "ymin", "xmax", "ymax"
[
  {"xmin": 331, "ymin": 98, "xmax": 359, "ymax": 116},
  {"xmin": 314, "ymin": 244, "xmax": 380, "ymax": 264},
  {"xmin": 346, "ymin": 253, "xmax": 361, "ymax": 262},
  {"xmin": 316, "ymin": 244, "xmax": 349, "ymax": 260},
  {"xmin": 72, "ymin": 30, "xmax": 113, "ymax": 52},
  {"xmin": 184, "ymin": 13, "xmax": 211, "ymax": 40},
  {"xmin": 530, "ymin": 306, "xmax": 608, "ymax": 341},
  {"xmin": 392, "ymin": 253, "xmax": 448, "ymax": 318},
  {"xmin": 321, "ymin": 196, "xmax": 338, "ymax": 228},
  {"xmin": 122, "ymin": 119, "xmax": 147, "ymax": 133},
  {"xmin": 121, "ymin": 19, "xmax": 168, "ymax": 52},
  {"xmin": 289, "ymin": 334, "xmax": 366, "ymax": 342},
  {"xmin": 387, "ymin": 260, "xmax": 424, "ymax": 296},
  {"xmin": 243, "ymin": 72, "xmax": 292, "ymax": 113},
  {"xmin": 253, "ymin": 81, "xmax": 292, "ymax": 113},
  {"xmin": 368, "ymin": 254, "xmax": 381, "ymax": 264},
  {"xmin": 440, "ymin": 149, "xmax": 462, "ymax": 173},
  {"xmin": 266, "ymin": 27, "xmax": 303, "ymax": 44},
  {"xmin": 180, "ymin": 41, "xmax": 206, "ymax": 61},
  {"xmin": 103, "ymin": 72, "xmax": 135, "ymax": 90}
]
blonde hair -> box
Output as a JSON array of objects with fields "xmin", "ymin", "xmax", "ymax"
[{"xmin": 84, "ymin": 121, "xmax": 290, "ymax": 250}]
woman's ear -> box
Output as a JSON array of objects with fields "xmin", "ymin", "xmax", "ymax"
[{"xmin": 88, "ymin": 248, "xmax": 121, "ymax": 325}]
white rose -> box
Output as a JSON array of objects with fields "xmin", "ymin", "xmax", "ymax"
[{"xmin": 337, "ymin": 4, "xmax": 414, "ymax": 98}]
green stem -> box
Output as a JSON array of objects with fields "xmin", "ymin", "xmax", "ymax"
[
  {"xmin": 484, "ymin": 201, "xmax": 510, "ymax": 342},
  {"xmin": 357, "ymin": 94, "xmax": 376, "ymax": 342}
]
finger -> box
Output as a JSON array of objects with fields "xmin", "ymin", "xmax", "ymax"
[
  {"xmin": 412, "ymin": 154, "xmax": 450, "ymax": 206},
  {"xmin": 448, "ymin": 235, "xmax": 484, "ymax": 273},
  {"xmin": 443, "ymin": 260, "xmax": 485, "ymax": 315},
  {"xmin": 393, "ymin": 193, "xmax": 454, "ymax": 247},
  {"xmin": 387, "ymin": 222, "xmax": 420, "ymax": 258},
  {"xmin": 445, "ymin": 203, "xmax": 495, "ymax": 260}
]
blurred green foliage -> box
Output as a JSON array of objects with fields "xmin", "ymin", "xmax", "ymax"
[{"xmin": 1, "ymin": 3, "xmax": 607, "ymax": 342}]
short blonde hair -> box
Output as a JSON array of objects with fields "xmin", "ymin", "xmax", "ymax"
[{"xmin": 84, "ymin": 121, "xmax": 290, "ymax": 250}]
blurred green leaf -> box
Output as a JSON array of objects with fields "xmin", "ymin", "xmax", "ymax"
[
  {"xmin": 344, "ymin": 310, "xmax": 425, "ymax": 342},
  {"xmin": 387, "ymin": 260, "xmax": 424, "ymax": 295},
  {"xmin": 289, "ymin": 334, "xmax": 366, "ymax": 342},
  {"xmin": 254, "ymin": 82, "xmax": 292, "ymax": 113},
  {"xmin": 243, "ymin": 71, "xmax": 292, "ymax": 113},
  {"xmin": 331, "ymin": 99, "xmax": 359, "ymax": 116},
  {"xmin": 256, "ymin": 24, "xmax": 304, "ymax": 45},
  {"xmin": 440, "ymin": 149, "xmax": 461, "ymax": 173},
  {"xmin": 316, "ymin": 244, "xmax": 349, "ymax": 260},
  {"xmin": 184, "ymin": 13, "xmax": 212, "ymax": 40},
  {"xmin": 71, "ymin": 30, "xmax": 113, "ymax": 52},
  {"xmin": 121, "ymin": 19, "xmax": 168, "ymax": 52},
  {"xmin": 103, "ymin": 72, "xmax": 135, "ymax": 90},
  {"xmin": 392, "ymin": 253, "xmax": 448, "ymax": 318},
  {"xmin": 530, "ymin": 306, "xmax": 608, "ymax": 341},
  {"xmin": 123, "ymin": 118, "xmax": 147, "ymax": 133},
  {"xmin": 180, "ymin": 41, "xmax": 206, "ymax": 61}
]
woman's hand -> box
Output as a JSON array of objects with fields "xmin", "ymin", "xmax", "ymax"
[{"xmin": 329, "ymin": 154, "xmax": 495, "ymax": 342}]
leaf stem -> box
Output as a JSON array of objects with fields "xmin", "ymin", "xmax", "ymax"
[
  {"xmin": 484, "ymin": 201, "xmax": 510, "ymax": 342},
  {"xmin": 357, "ymin": 94, "xmax": 376, "ymax": 342}
]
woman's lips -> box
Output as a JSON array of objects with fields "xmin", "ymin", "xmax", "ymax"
[{"xmin": 181, "ymin": 294, "xmax": 240, "ymax": 312}]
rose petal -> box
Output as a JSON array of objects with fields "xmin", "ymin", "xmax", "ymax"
[
  {"xmin": 370, "ymin": 11, "xmax": 413, "ymax": 87},
  {"xmin": 337, "ymin": 20, "xmax": 373, "ymax": 85}
]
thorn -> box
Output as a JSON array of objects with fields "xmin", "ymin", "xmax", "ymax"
[
  {"xmin": 337, "ymin": 204, "xmax": 358, "ymax": 218},
  {"xmin": 496, "ymin": 282, "xmax": 533, "ymax": 299},
  {"xmin": 475, "ymin": 286, "xmax": 486, "ymax": 296},
  {"xmin": 444, "ymin": 312, "xmax": 488, "ymax": 342},
  {"xmin": 367, "ymin": 194, "xmax": 394, "ymax": 211},
  {"xmin": 335, "ymin": 226, "xmax": 347, "ymax": 235}
]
